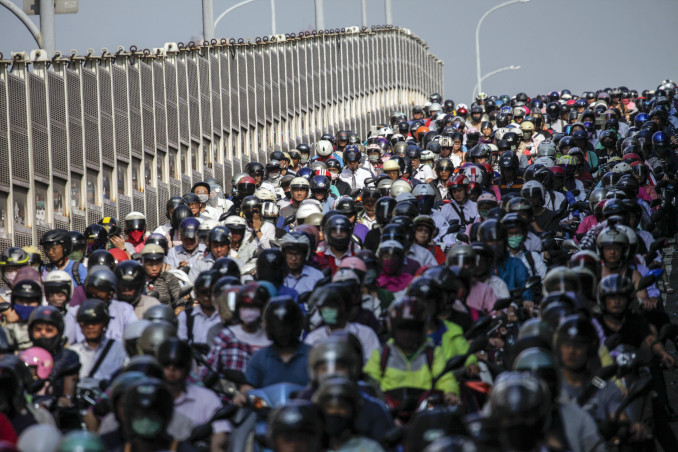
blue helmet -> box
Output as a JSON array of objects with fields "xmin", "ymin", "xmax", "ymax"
[
  {"xmin": 179, "ymin": 217, "xmax": 201, "ymax": 238},
  {"xmin": 297, "ymin": 167, "xmax": 313, "ymax": 180}
]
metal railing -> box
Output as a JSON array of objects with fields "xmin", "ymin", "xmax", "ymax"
[{"xmin": 0, "ymin": 25, "xmax": 443, "ymax": 249}]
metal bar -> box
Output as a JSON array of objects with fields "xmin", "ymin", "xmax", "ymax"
[
  {"xmin": 0, "ymin": 0, "xmax": 42, "ymax": 48},
  {"xmin": 39, "ymin": 0, "xmax": 55, "ymax": 55}
]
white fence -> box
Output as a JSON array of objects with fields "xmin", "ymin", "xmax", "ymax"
[{"xmin": 0, "ymin": 25, "xmax": 443, "ymax": 249}]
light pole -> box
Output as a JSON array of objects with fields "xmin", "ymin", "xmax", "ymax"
[
  {"xmin": 361, "ymin": 0, "xmax": 368, "ymax": 28},
  {"xmin": 475, "ymin": 0, "xmax": 530, "ymax": 95},
  {"xmin": 385, "ymin": 0, "xmax": 393, "ymax": 25},
  {"xmin": 315, "ymin": 0, "xmax": 325, "ymax": 30},
  {"xmin": 472, "ymin": 65, "xmax": 521, "ymax": 101},
  {"xmin": 208, "ymin": 0, "xmax": 277, "ymax": 39}
]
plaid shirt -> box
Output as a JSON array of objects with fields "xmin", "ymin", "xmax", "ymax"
[{"xmin": 200, "ymin": 326, "xmax": 252, "ymax": 378}]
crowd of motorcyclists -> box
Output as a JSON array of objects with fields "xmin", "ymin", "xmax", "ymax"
[{"xmin": 1, "ymin": 81, "xmax": 678, "ymax": 451}]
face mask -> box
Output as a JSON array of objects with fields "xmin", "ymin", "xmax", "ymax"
[
  {"xmin": 239, "ymin": 307, "xmax": 261, "ymax": 325},
  {"xmin": 197, "ymin": 194, "xmax": 209, "ymax": 204},
  {"xmin": 13, "ymin": 304, "xmax": 36, "ymax": 322},
  {"xmin": 68, "ymin": 251, "xmax": 84, "ymax": 262},
  {"xmin": 300, "ymin": 155, "xmax": 310, "ymax": 164},
  {"xmin": 3, "ymin": 271, "xmax": 18, "ymax": 286},
  {"xmin": 507, "ymin": 235, "xmax": 525, "ymax": 249},
  {"xmin": 324, "ymin": 414, "xmax": 351, "ymax": 438},
  {"xmin": 381, "ymin": 257, "xmax": 402, "ymax": 275},
  {"xmin": 129, "ymin": 230, "xmax": 145, "ymax": 243},
  {"xmin": 330, "ymin": 172, "xmax": 339, "ymax": 181},
  {"xmin": 131, "ymin": 416, "xmax": 164, "ymax": 438},
  {"xmin": 268, "ymin": 172, "xmax": 280, "ymax": 180},
  {"xmin": 320, "ymin": 307, "xmax": 339, "ymax": 325},
  {"xmin": 33, "ymin": 336, "xmax": 61, "ymax": 353},
  {"xmin": 479, "ymin": 210, "xmax": 490, "ymax": 219}
]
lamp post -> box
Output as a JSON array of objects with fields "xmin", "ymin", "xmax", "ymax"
[
  {"xmin": 475, "ymin": 0, "xmax": 530, "ymax": 96},
  {"xmin": 361, "ymin": 0, "xmax": 368, "ymax": 28},
  {"xmin": 315, "ymin": 0, "xmax": 325, "ymax": 30},
  {"xmin": 472, "ymin": 65, "xmax": 521, "ymax": 101},
  {"xmin": 206, "ymin": 0, "xmax": 277, "ymax": 39},
  {"xmin": 385, "ymin": 0, "xmax": 393, "ymax": 25}
]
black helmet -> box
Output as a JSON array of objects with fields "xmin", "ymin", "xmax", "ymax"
[
  {"xmin": 123, "ymin": 355, "xmax": 165, "ymax": 379},
  {"xmin": 77, "ymin": 298, "xmax": 110, "ymax": 325},
  {"xmin": 28, "ymin": 305, "xmax": 65, "ymax": 352},
  {"xmin": 194, "ymin": 270, "xmax": 221, "ymax": 298},
  {"xmin": 145, "ymin": 233, "xmax": 169, "ymax": 255},
  {"xmin": 0, "ymin": 327, "xmax": 14, "ymax": 355},
  {"xmin": 554, "ymin": 315, "xmax": 599, "ymax": 362},
  {"xmin": 40, "ymin": 229, "xmax": 73, "ymax": 257},
  {"xmin": 0, "ymin": 247, "xmax": 30, "ymax": 269},
  {"xmin": 11, "ymin": 279, "xmax": 42, "ymax": 304},
  {"xmin": 477, "ymin": 219, "xmax": 506, "ymax": 242},
  {"xmin": 246, "ymin": 161, "xmax": 265, "ymax": 178},
  {"xmin": 374, "ymin": 197, "xmax": 397, "ymax": 226},
  {"xmin": 170, "ymin": 205, "xmax": 192, "ymax": 230},
  {"xmin": 178, "ymin": 217, "xmax": 200, "ymax": 239},
  {"xmin": 122, "ymin": 378, "xmax": 174, "ymax": 440},
  {"xmin": 0, "ymin": 355, "xmax": 32, "ymax": 414},
  {"xmin": 208, "ymin": 226, "xmax": 231, "ymax": 246},
  {"xmin": 488, "ymin": 372, "xmax": 551, "ymax": 450},
  {"xmin": 241, "ymin": 196, "xmax": 262, "ymax": 221},
  {"xmin": 115, "ymin": 260, "xmax": 146, "ymax": 304},
  {"xmin": 267, "ymin": 400, "xmax": 321, "ymax": 448},
  {"xmin": 597, "ymin": 274, "xmax": 634, "ymax": 307},
  {"xmin": 393, "ymin": 200, "xmax": 419, "ymax": 219},
  {"xmin": 498, "ymin": 151, "xmax": 518, "ymax": 170},
  {"xmin": 84, "ymin": 265, "xmax": 118, "ymax": 295},
  {"xmin": 264, "ymin": 296, "xmax": 304, "ymax": 347},
  {"xmin": 324, "ymin": 215, "xmax": 353, "ymax": 252},
  {"xmin": 310, "ymin": 175, "xmax": 331, "ymax": 197},
  {"xmin": 84, "ymin": 224, "xmax": 108, "ymax": 254},
  {"xmin": 69, "ymin": 231, "xmax": 86, "ymax": 255},
  {"xmin": 615, "ymin": 174, "xmax": 639, "ymax": 199},
  {"xmin": 512, "ymin": 347, "xmax": 559, "ymax": 403},
  {"xmin": 311, "ymin": 375, "xmax": 363, "ymax": 434},
  {"xmin": 157, "ymin": 337, "xmax": 193, "ymax": 370},
  {"xmin": 88, "ymin": 250, "xmax": 116, "ymax": 271},
  {"xmin": 166, "ymin": 196, "xmax": 188, "ymax": 220},
  {"xmin": 138, "ymin": 321, "xmax": 177, "ymax": 356},
  {"xmin": 213, "ymin": 257, "xmax": 242, "ymax": 279},
  {"xmin": 334, "ymin": 196, "xmax": 358, "ymax": 217},
  {"xmin": 256, "ymin": 249, "xmax": 285, "ymax": 286},
  {"xmin": 99, "ymin": 217, "xmax": 121, "ymax": 237},
  {"xmin": 143, "ymin": 304, "xmax": 178, "ymax": 328}
]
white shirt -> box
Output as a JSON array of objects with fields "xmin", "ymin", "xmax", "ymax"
[
  {"xmin": 65, "ymin": 300, "xmax": 138, "ymax": 344},
  {"xmin": 358, "ymin": 213, "xmax": 378, "ymax": 231},
  {"xmin": 177, "ymin": 304, "xmax": 222, "ymax": 344},
  {"xmin": 304, "ymin": 322, "xmax": 379, "ymax": 365},
  {"xmin": 174, "ymin": 384, "xmax": 231, "ymax": 433},
  {"xmin": 440, "ymin": 199, "xmax": 479, "ymax": 226},
  {"xmin": 165, "ymin": 243, "xmax": 207, "ymax": 269},
  {"xmin": 411, "ymin": 164, "xmax": 435, "ymax": 182},
  {"xmin": 71, "ymin": 338, "xmax": 127, "ymax": 380},
  {"xmin": 339, "ymin": 167, "xmax": 373, "ymax": 190},
  {"xmin": 242, "ymin": 221, "xmax": 275, "ymax": 250},
  {"xmin": 544, "ymin": 190, "xmax": 566, "ymax": 211},
  {"xmin": 511, "ymin": 249, "xmax": 547, "ymax": 279},
  {"xmin": 154, "ymin": 222, "xmax": 172, "ymax": 236},
  {"xmin": 230, "ymin": 324, "xmax": 271, "ymax": 352},
  {"xmin": 408, "ymin": 244, "xmax": 437, "ymax": 268}
]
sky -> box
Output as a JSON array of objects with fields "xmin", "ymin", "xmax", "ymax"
[{"xmin": 1, "ymin": 0, "xmax": 677, "ymax": 105}]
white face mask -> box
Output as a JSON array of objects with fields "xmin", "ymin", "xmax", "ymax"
[
  {"xmin": 3, "ymin": 271, "xmax": 18, "ymax": 285},
  {"xmin": 239, "ymin": 307, "xmax": 261, "ymax": 324},
  {"xmin": 269, "ymin": 172, "xmax": 281, "ymax": 180},
  {"xmin": 197, "ymin": 194, "xmax": 209, "ymax": 204},
  {"xmin": 330, "ymin": 172, "xmax": 339, "ymax": 181}
]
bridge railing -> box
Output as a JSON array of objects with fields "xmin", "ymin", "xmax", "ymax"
[{"xmin": 0, "ymin": 25, "xmax": 443, "ymax": 249}]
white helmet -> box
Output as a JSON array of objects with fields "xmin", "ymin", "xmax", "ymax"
[
  {"xmin": 521, "ymin": 180, "xmax": 545, "ymax": 202},
  {"xmin": 494, "ymin": 128, "xmax": 509, "ymax": 141},
  {"xmin": 420, "ymin": 150, "xmax": 435, "ymax": 162},
  {"xmin": 290, "ymin": 177, "xmax": 310, "ymax": 190},
  {"xmin": 44, "ymin": 270, "xmax": 73, "ymax": 299},
  {"xmin": 125, "ymin": 211, "xmax": 145, "ymax": 221},
  {"xmin": 534, "ymin": 156, "xmax": 555, "ymax": 168},
  {"xmin": 389, "ymin": 179, "xmax": 412, "ymax": 197},
  {"xmin": 223, "ymin": 215, "xmax": 247, "ymax": 229},
  {"xmin": 537, "ymin": 140, "xmax": 557, "ymax": 159},
  {"xmin": 255, "ymin": 187, "xmax": 276, "ymax": 202},
  {"xmin": 199, "ymin": 219, "xmax": 220, "ymax": 234},
  {"xmin": 395, "ymin": 193, "xmax": 416, "ymax": 203},
  {"xmin": 429, "ymin": 103, "xmax": 442, "ymax": 114},
  {"xmin": 412, "ymin": 183, "xmax": 436, "ymax": 197},
  {"xmin": 261, "ymin": 201, "xmax": 279, "ymax": 219},
  {"xmin": 463, "ymin": 166, "xmax": 484, "ymax": 184},
  {"xmin": 123, "ymin": 319, "xmax": 151, "ymax": 342},
  {"xmin": 296, "ymin": 203, "xmax": 322, "ymax": 223},
  {"xmin": 315, "ymin": 140, "xmax": 334, "ymax": 157}
]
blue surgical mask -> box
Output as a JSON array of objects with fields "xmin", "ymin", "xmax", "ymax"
[{"xmin": 13, "ymin": 304, "xmax": 37, "ymax": 322}]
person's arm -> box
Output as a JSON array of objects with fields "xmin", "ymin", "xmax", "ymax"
[{"xmin": 362, "ymin": 348, "xmax": 384, "ymax": 387}]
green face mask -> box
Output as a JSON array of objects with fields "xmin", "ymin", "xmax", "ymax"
[
  {"xmin": 68, "ymin": 251, "xmax": 84, "ymax": 262},
  {"xmin": 131, "ymin": 416, "xmax": 164, "ymax": 438},
  {"xmin": 507, "ymin": 235, "xmax": 525, "ymax": 249},
  {"xmin": 320, "ymin": 307, "xmax": 339, "ymax": 326},
  {"xmin": 479, "ymin": 210, "xmax": 490, "ymax": 219}
]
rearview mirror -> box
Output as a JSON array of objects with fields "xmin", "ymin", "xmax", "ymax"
[
  {"xmin": 493, "ymin": 298, "xmax": 513, "ymax": 311},
  {"xmin": 561, "ymin": 239, "xmax": 580, "ymax": 252}
]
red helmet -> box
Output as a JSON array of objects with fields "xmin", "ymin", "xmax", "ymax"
[{"xmin": 447, "ymin": 174, "xmax": 469, "ymax": 192}]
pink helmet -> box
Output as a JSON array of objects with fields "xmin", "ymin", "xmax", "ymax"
[
  {"xmin": 338, "ymin": 257, "xmax": 368, "ymax": 274},
  {"xmin": 20, "ymin": 347, "xmax": 54, "ymax": 380}
]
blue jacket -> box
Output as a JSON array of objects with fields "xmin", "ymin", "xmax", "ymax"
[{"xmin": 495, "ymin": 256, "xmax": 533, "ymax": 301}]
